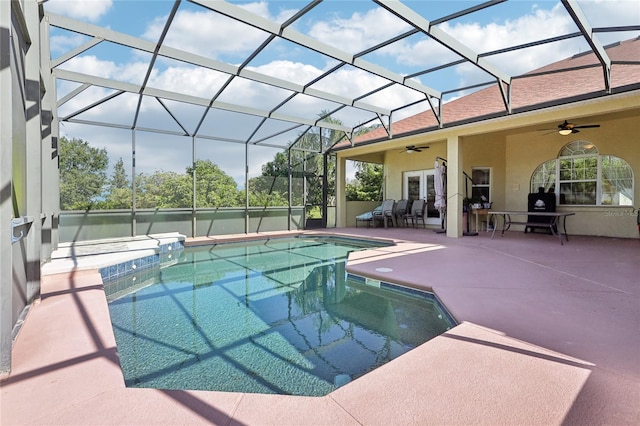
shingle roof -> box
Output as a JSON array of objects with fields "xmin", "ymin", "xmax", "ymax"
[{"xmin": 348, "ymin": 37, "xmax": 640, "ymax": 146}]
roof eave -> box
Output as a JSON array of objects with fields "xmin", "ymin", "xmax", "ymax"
[{"xmin": 332, "ymin": 85, "xmax": 640, "ymax": 152}]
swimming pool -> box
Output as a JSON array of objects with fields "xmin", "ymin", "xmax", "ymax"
[{"xmin": 104, "ymin": 236, "xmax": 455, "ymax": 396}]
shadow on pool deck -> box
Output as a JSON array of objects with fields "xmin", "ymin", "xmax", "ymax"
[{"xmin": 1, "ymin": 229, "xmax": 638, "ymax": 425}]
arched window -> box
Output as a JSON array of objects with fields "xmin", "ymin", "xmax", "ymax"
[{"xmin": 530, "ymin": 141, "xmax": 634, "ymax": 206}]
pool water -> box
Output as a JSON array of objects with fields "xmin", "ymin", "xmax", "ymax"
[{"xmin": 105, "ymin": 237, "xmax": 455, "ymax": 396}]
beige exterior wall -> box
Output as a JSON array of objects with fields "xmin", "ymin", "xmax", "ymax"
[
  {"xmin": 383, "ymin": 140, "xmax": 448, "ymax": 200},
  {"xmin": 345, "ymin": 201, "xmax": 380, "ymax": 227},
  {"xmin": 337, "ymin": 92, "xmax": 640, "ymax": 239},
  {"xmin": 504, "ymin": 113, "xmax": 639, "ymax": 238},
  {"xmin": 461, "ymin": 134, "xmax": 507, "ymax": 210}
]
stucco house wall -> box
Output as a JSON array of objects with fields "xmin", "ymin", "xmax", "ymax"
[
  {"xmin": 504, "ymin": 113, "xmax": 638, "ymax": 238},
  {"xmin": 340, "ymin": 102, "xmax": 638, "ymax": 238}
]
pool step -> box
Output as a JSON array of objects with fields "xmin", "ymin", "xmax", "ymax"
[{"xmin": 43, "ymin": 233, "xmax": 185, "ymax": 275}]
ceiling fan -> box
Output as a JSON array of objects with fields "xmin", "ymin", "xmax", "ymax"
[
  {"xmin": 399, "ymin": 145, "xmax": 429, "ymax": 153},
  {"xmin": 556, "ymin": 120, "xmax": 600, "ymax": 135}
]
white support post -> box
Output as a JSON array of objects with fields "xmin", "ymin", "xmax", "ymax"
[
  {"xmin": 446, "ymin": 135, "xmax": 464, "ymax": 238},
  {"xmin": 335, "ymin": 156, "xmax": 347, "ymax": 227}
]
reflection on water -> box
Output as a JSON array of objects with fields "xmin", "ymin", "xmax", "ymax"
[{"xmin": 106, "ymin": 237, "xmax": 455, "ymax": 396}]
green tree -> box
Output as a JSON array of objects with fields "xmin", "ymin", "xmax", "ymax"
[
  {"xmin": 241, "ymin": 188, "xmax": 289, "ymax": 207},
  {"xmin": 134, "ymin": 160, "xmax": 241, "ymax": 209},
  {"xmin": 189, "ymin": 159, "xmax": 241, "ymax": 207},
  {"xmin": 59, "ymin": 136, "xmax": 109, "ymax": 210},
  {"xmin": 110, "ymin": 158, "xmax": 129, "ymax": 188},
  {"xmin": 297, "ymin": 112, "xmax": 342, "ymax": 207},
  {"xmin": 345, "ymin": 162, "xmax": 383, "ymax": 201},
  {"xmin": 101, "ymin": 158, "xmax": 132, "ymax": 209},
  {"xmin": 248, "ymin": 151, "xmax": 291, "ymax": 206},
  {"xmin": 248, "ymin": 111, "xmax": 342, "ymax": 209},
  {"xmin": 135, "ymin": 171, "xmax": 192, "ymax": 208}
]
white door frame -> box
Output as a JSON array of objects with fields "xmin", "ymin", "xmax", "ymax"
[{"xmin": 403, "ymin": 169, "xmax": 440, "ymax": 225}]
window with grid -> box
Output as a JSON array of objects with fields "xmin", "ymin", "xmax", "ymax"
[
  {"xmin": 530, "ymin": 141, "xmax": 634, "ymax": 206},
  {"xmin": 471, "ymin": 167, "xmax": 491, "ymax": 203}
]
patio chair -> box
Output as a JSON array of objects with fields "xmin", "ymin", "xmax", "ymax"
[
  {"xmin": 404, "ymin": 198, "xmax": 426, "ymax": 228},
  {"xmin": 355, "ymin": 204, "xmax": 382, "ymax": 228},
  {"xmin": 374, "ymin": 199, "xmax": 396, "ymax": 228},
  {"xmin": 394, "ymin": 199, "xmax": 409, "ymax": 227}
]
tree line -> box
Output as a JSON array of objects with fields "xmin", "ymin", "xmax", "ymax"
[{"xmin": 59, "ymin": 134, "xmax": 383, "ymax": 211}]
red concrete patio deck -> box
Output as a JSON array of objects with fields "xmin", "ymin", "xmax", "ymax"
[{"xmin": 1, "ymin": 229, "xmax": 639, "ymax": 425}]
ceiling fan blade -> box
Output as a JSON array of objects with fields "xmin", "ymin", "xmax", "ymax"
[
  {"xmin": 556, "ymin": 120, "xmax": 600, "ymax": 135},
  {"xmin": 401, "ymin": 145, "xmax": 429, "ymax": 153}
]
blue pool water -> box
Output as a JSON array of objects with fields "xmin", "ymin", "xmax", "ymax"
[{"xmin": 104, "ymin": 237, "xmax": 455, "ymax": 396}]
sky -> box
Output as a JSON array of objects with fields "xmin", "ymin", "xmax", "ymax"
[{"xmin": 43, "ymin": 0, "xmax": 640, "ymax": 185}]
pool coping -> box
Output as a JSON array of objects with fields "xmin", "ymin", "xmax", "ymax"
[
  {"xmin": 42, "ymin": 232, "xmax": 185, "ymax": 276},
  {"xmin": 3, "ymin": 229, "xmax": 639, "ymax": 424}
]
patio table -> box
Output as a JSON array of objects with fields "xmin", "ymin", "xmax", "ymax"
[{"xmin": 489, "ymin": 211, "xmax": 575, "ymax": 245}]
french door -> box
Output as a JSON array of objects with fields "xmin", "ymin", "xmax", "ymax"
[{"xmin": 403, "ymin": 170, "xmax": 440, "ymax": 225}]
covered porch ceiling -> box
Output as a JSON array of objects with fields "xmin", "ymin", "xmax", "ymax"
[{"xmin": 46, "ymin": 0, "xmax": 639, "ymax": 153}]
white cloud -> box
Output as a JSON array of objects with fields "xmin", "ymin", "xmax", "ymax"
[
  {"xmin": 54, "ymin": 55, "xmax": 315, "ymax": 178},
  {"xmin": 147, "ymin": 65, "xmax": 227, "ymax": 98},
  {"xmin": 250, "ymin": 60, "xmax": 324, "ymax": 85},
  {"xmin": 237, "ymin": 1, "xmax": 276, "ymax": 20},
  {"xmin": 579, "ymin": 0, "xmax": 640, "ymax": 27},
  {"xmin": 50, "ymin": 0, "xmax": 637, "ymax": 179},
  {"xmin": 442, "ymin": 3, "xmax": 575, "ymax": 71},
  {"xmin": 385, "ymin": 37, "xmax": 459, "ymax": 69},
  {"xmin": 59, "ymin": 54, "xmax": 119, "ymax": 79},
  {"xmin": 142, "ymin": 2, "xmax": 299, "ymax": 60},
  {"xmin": 45, "ymin": 0, "xmax": 112, "ymax": 22},
  {"xmin": 302, "ymin": 1, "xmax": 636, "ymax": 93},
  {"xmin": 49, "ymin": 33, "xmax": 88, "ymax": 55},
  {"xmin": 578, "ymin": 0, "xmax": 640, "ymax": 44},
  {"xmin": 56, "ymin": 56, "xmax": 141, "ymax": 127},
  {"xmin": 308, "ymin": 7, "xmax": 411, "ymax": 54},
  {"xmin": 387, "ymin": 3, "xmax": 573, "ymax": 86},
  {"xmin": 143, "ymin": 10, "xmax": 266, "ymax": 59}
]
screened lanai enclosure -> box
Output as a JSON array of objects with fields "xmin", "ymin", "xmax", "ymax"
[
  {"xmin": 49, "ymin": 0, "xmax": 385, "ymax": 241},
  {"xmin": 43, "ymin": 0, "xmax": 638, "ymax": 241},
  {"xmin": 58, "ymin": 128, "xmax": 339, "ymax": 241}
]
